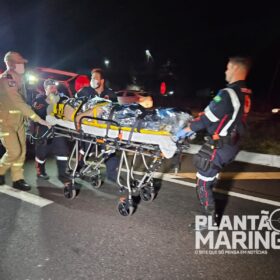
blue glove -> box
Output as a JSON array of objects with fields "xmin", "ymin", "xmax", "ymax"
[
  {"xmin": 59, "ymin": 92, "xmax": 69, "ymax": 99},
  {"xmin": 176, "ymin": 129, "xmax": 188, "ymax": 139},
  {"xmin": 173, "ymin": 129, "xmax": 196, "ymax": 141}
]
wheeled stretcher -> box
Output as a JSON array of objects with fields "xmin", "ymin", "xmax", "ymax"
[{"xmin": 45, "ymin": 99, "xmax": 190, "ymax": 216}]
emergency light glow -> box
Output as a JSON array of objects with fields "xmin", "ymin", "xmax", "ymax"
[{"xmin": 26, "ymin": 73, "xmax": 39, "ymax": 84}]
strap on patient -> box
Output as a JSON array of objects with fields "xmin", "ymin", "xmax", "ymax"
[
  {"xmin": 105, "ymin": 104, "xmax": 118, "ymax": 138},
  {"xmin": 74, "ymin": 99, "xmax": 88, "ymax": 130},
  {"xmin": 127, "ymin": 106, "xmax": 149, "ymax": 144}
]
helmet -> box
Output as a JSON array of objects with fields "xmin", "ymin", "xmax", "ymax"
[
  {"xmin": 4, "ymin": 51, "xmax": 28, "ymax": 64},
  {"xmin": 44, "ymin": 79, "xmax": 58, "ymax": 89},
  {"xmin": 75, "ymin": 75, "xmax": 90, "ymax": 92}
]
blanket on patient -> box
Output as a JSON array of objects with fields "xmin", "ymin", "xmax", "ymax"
[{"xmin": 49, "ymin": 96, "xmax": 193, "ymax": 135}]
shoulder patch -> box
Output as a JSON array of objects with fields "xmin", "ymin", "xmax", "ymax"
[
  {"xmin": 34, "ymin": 103, "xmax": 44, "ymax": 110},
  {"xmin": 8, "ymin": 80, "xmax": 16, "ymax": 87},
  {"xmin": 213, "ymin": 95, "xmax": 222, "ymax": 103}
]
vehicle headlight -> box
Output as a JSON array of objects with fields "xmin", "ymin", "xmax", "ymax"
[{"xmin": 272, "ymin": 108, "xmax": 280, "ymax": 114}]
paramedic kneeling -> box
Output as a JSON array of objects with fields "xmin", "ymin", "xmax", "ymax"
[
  {"xmin": 176, "ymin": 56, "xmax": 252, "ymax": 230},
  {"xmin": 32, "ymin": 79, "xmax": 70, "ymax": 185}
]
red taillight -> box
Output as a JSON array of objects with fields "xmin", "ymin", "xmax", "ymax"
[{"xmin": 160, "ymin": 82, "xmax": 166, "ymax": 95}]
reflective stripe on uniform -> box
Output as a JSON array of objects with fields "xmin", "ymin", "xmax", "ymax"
[
  {"xmin": 30, "ymin": 114, "xmax": 37, "ymax": 120},
  {"xmin": 0, "ymin": 132, "xmax": 10, "ymax": 137},
  {"xmin": 9, "ymin": 110, "xmax": 21, "ymax": 114},
  {"xmin": 12, "ymin": 162, "xmax": 24, "ymax": 167},
  {"xmin": 56, "ymin": 156, "xmax": 68, "ymax": 161},
  {"xmin": 79, "ymin": 149, "xmax": 85, "ymax": 155},
  {"xmin": 196, "ymin": 172, "xmax": 217, "ymax": 182},
  {"xmin": 220, "ymin": 88, "xmax": 240, "ymax": 136},
  {"xmin": 204, "ymin": 106, "xmax": 220, "ymax": 122},
  {"xmin": 2, "ymin": 162, "xmax": 12, "ymax": 166},
  {"xmin": 35, "ymin": 157, "xmax": 45, "ymax": 164}
]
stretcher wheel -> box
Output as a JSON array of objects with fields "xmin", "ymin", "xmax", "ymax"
[
  {"xmin": 139, "ymin": 186, "xmax": 155, "ymax": 203},
  {"xmin": 91, "ymin": 176, "xmax": 102, "ymax": 189},
  {"xmin": 64, "ymin": 184, "xmax": 77, "ymax": 200},
  {"xmin": 117, "ymin": 198, "xmax": 134, "ymax": 217}
]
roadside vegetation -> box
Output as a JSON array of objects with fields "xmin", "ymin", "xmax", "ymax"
[
  {"xmin": 240, "ymin": 112, "xmax": 280, "ymax": 155},
  {"xmin": 190, "ymin": 111, "xmax": 280, "ymax": 155}
]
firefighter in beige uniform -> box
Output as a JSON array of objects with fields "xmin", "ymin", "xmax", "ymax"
[{"xmin": 0, "ymin": 51, "xmax": 51, "ymax": 191}]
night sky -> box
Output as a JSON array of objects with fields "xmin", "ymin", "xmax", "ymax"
[{"xmin": 1, "ymin": 0, "xmax": 280, "ymax": 106}]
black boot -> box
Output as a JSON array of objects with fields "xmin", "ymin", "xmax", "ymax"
[
  {"xmin": 105, "ymin": 155, "xmax": 119, "ymax": 183},
  {"xmin": 12, "ymin": 179, "xmax": 31, "ymax": 191},
  {"xmin": 188, "ymin": 205, "xmax": 216, "ymax": 232},
  {"xmin": 0, "ymin": 175, "xmax": 5, "ymax": 186},
  {"xmin": 198, "ymin": 205, "xmax": 216, "ymax": 231},
  {"xmin": 35, "ymin": 161, "xmax": 49, "ymax": 180},
  {"xmin": 57, "ymin": 160, "xmax": 70, "ymax": 183}
]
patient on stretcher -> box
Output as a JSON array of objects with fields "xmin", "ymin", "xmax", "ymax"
[{"xmin": 50, "ymin": 96, "xmax": 192, "ymax": 135}]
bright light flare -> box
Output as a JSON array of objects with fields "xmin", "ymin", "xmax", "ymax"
[
  {"xmin": 26, "ymin": 73, "xmax": 39, "ymax": 84},
  {"xmin": 145, "ymin": 49, "xmax": 153, "ymax": 62},
  {"xmin": 104, "ymin": 59, "xmax": 110, "ymax": 67}
]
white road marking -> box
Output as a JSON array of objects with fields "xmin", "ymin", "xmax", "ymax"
[
  {"xmin": 129, "ymin": 170, "xmax": 280, "ymax": 207},
  {"xmin": 172, "ymin": 171, "xmax": 280, "ymax": 180},
  {"xmin": 0, "ymin": 185, "xmax": 53, "ymax": 207},
  {"xmin": 186, "ymin": 144, "xmax": 280, "ymax": 168},
  {"xmin": 213, "ymin": 188, "xmax": 280, "ymax": 207}
]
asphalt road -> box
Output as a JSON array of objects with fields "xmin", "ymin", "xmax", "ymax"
[{"xmin": 0, "ymin": 155, "xmax": 280, "ymax": 280}]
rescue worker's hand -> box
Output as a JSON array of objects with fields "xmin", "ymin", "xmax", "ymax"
[
  {"xmin": 174, "ymin": 127, "xmax": 196, "ymax": 141},
  {"xmin": 38, "ymin": 119, "xmax": 53, "ymax": 129}
]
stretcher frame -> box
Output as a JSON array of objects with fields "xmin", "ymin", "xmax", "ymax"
[{"xmin": 45, "ymin": 114, "xmax": 188, "ymax": 216}]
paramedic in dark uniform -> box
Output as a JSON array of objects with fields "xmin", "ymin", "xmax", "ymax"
[
  {"xmin": 90, "ymin": 68, "xmax": 117, "ymax": 101},
  {"xmin": 0, "ymin": 51, "xmax": 51, "ymax": 191},
  {"xmin": 176, "ymin": 56, "xmax": 252, "ymax": 229},
  {"xmin": 32, "ymin": 79, "xmax": 70, "ymax": 184},
  {"xmin": 76, "ymin": 68, "xmax": 117, "ymax": 102},
  {"xmin": 77, "ymin": 68, "xmax": 119, "ymax": 182}
]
